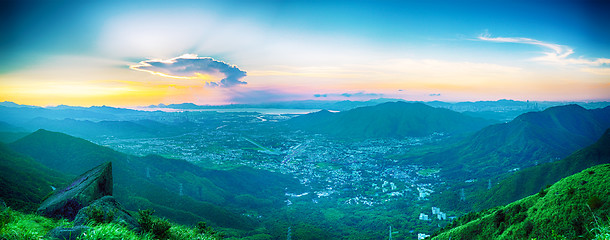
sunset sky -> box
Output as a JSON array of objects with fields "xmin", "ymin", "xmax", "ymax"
[{"xmin": 1, "ymin": 0, "xmax": 609, "ymax": 107}]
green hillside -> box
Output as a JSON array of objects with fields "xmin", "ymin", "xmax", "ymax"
[
  {"xmin": 0, "ymin": 143, "xmax": 69, "ymax": 212},
  {"xmin": 432, "ymin": 164, "xmax": 610, "ymax": 240},
  {"xmin": 288, "ymin": 101, "xmax": 495, "ymax": 139},
  {"xmin": 419, "ymin": 105, "xmax": 610, "ymax": 179},
  {"xmin": 7, "ymin": 129, "xmax": 302, "ymax": 230},
  {"xmin": 478, "ymin": 128, "xmax": 610, "ymax": 209}
]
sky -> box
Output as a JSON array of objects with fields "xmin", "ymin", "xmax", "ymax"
[{"xmin": 1, "ymin": 0, "xmax": 609, "ymax": 107}]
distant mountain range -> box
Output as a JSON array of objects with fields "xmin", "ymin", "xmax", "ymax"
[
  {"xmin": 22, "ymin": 118, "xmax": 189, "ymax": 140},
  {"xmin": 287, "ymin": 101, "xmax": 496, "ymax": 139},
  {"xmin": 477, "ymin": 128, "xmax": 610, "ymax": 209},
  {"xmin": 6, "ymin": 129, "xmax": 305, "ymax": 229},
  {"xmin": 418, "ymin": 104, "xmax": 610, "ymax": 178}
]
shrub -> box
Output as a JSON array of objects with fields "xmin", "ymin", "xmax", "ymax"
[
  {"xmin": 0, "ymin": 209, "xmax": 12, "ymax": 228},
  {"xmin": 588, "ymin": 196, "xmax": 603, "ymax": 210},
  {"xmin": 524, "ymin": 220, "xmax": 534, "ymax": 235},
  {"xmin": 85, "ymin": 206, "xmax": 115, "ymax": 225},
  {"xmin": 538, "ymin": 188, "xmax": 547, "ymax": 197},
  {"xmin": 151, "ymin": 218, "xmax": 171, "ymax": 239},
  {"xmin": 137, "ymin": 209, "xmax": 171, "ymax": 239},
  {"xmin": 493, "ymin": 210, "xmax": 505, "ymax": 227}
]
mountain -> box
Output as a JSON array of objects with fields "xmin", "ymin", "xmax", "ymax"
[
  {"xmin": 8, "ymin": 129, "xmax": 304, "ymax": 229},
  {"xmin": 477, "ymin": 128, "xmax": 610, "ymax": 209},
  {"xmin": 288, "ymin": 102, "xmax": 495, "ymax": 139},
  {"xmin": 419, "ymin": 105, "xmax": 610, "ymax": 178},
  {"xmin": 147, "ymin": 98, "xmax": 408, "ymax": 111},
  {"xmin": 0, "ymin": 142, "xmax": 69, "ymax": 212},
  {"xmin": 0, "ymin": 121, "xmax": 29, "ymax": 143},
  {"xmin": 432, "ymin": 163, "xmax": 610, "ymax": 239},
  {"xmin": 23, "ymin": 118, "xmax": 186, "ymax": 140},
  {"xmin": 0, "ymin": 103, "xmax": 146, "ymax": 127}
]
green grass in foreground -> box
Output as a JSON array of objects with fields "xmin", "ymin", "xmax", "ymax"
[
  {"xmin": 0, "ymin": 207, "xmax": 218, "ymax": 240},
  {"xmin": 432, "ymin": 164, "xmax": 610, "ymax": 240}
]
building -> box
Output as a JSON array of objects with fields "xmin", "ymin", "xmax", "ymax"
[{"xmin": 418, "ymin": 233, "xmax": 430, "ymax": 239}]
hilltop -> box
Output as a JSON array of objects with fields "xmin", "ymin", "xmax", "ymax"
[{"xmin": 288, "ymin": 102, "xmax": 495, "ymax": 139}]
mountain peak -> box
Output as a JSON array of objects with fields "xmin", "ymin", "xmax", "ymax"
[{"xmin": 289, "ymin": 102, "xmax": 493, "ymax": 138}]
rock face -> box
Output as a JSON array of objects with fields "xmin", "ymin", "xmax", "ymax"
[
  {"xmin": 73, "ymin": 196, "xmax": 141, "ymax": 232},
  {"xmin": 37, "ymin": 162, "xmax": 112, "ymax": 220},
  {"xmin": 44, "ymin": 226, "xmax": 90, "ymax": 240}
]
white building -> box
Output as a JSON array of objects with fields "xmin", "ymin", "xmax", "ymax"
[
  {"xmin": 417, "ymin": 233, "xmax": 430, "ymax": 239},
  {"xmin": 419, "ymin": 213, "xmax": 429, "ymax": 221},
  {"xmin": 431, "ymin": 207, "xmax": 440, "ymax": 215}
]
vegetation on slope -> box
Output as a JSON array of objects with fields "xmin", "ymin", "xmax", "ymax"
[
  {"xmin": 0, "ymin": 143, "xmax": 69, "ymax": 212},
  {"xmin": 418, "ymin": 105, "xmax": 610, "ymax": 179},
  {"xmin": 7, "ymin": 130, "xmax": 305, "ymax": 230},
  {"xmin": 478, "ymin": 128, "xmax": 610, "ymax": 209},
  {"xmin": 0, "ymin": 206, "xmax": 218, "ymax": 240},
  {"xmin": 432, "ymin": 164, "xmax": 610, "ymax": 240},
  {"xmin": 288, "ymin": 102, "xmax": 495, "ymax": 139}
]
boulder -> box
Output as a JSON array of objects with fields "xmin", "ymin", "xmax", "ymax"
[
  {"xmin": 73, "ymin": 196, "xmax": 141, "ymax": 232},
  {"xmin": 44, "ymin": 226, "xmax": 90, "ymax": 240},
  {"xmin": 37, "ymin": 162, "xmax": 112, "ymax": 220}
]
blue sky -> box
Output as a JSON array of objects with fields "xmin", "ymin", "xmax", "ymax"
[{"xmin": 1, "ymin": 0, "xmax": 609, "ymax": 106}]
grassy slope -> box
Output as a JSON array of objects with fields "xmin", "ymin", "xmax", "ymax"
[
  {"xmin": 0, "ymin": 143, "xmax": 69, "ymax": 212},
  {"xmin": 6, "ymin": 129, "xmax": 257, "ymax": 230},
  {"xmin": 478, "ymin": 128, "xmax": 610, "ymax": 209},
  {"xmin": 0, "ymin": 207, "xmax": 217, "ymax": 240},
  {"xmin": 432, "ymin": 164, "xmax": 610, "ymax": 240}
]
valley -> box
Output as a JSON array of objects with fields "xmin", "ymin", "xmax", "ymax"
[{"xmin": 1, "ymin": 100, "xmax": 609, "ymax": 239}]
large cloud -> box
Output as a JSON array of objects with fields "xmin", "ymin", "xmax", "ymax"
[{"xmin": 130, "ymin": 54, "xmax": 247, "ymax": 87}]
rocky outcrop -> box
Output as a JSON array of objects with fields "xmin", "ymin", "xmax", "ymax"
[
  {"xmin": 37, "ymin": 162, "xmax": 112, "ymax": 220},
  {"xmin": 73, "ymin": 196, "xmax": 141, "ymax": 232}
]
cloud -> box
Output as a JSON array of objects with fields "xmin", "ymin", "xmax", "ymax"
[
  {"xmin": 313, "ymin": 92, "xmax": 383, "ymax": 98},
  {"xmin": 130, "ymin": 54, "xmax": 247, "ymax": 87},
  {"xmin": 225, "ymin": 88, "xmax": 300, "ymax": 104},
  {"xmin": 478, "ymin": 32, "xmax": 610, "ymax": 74}
]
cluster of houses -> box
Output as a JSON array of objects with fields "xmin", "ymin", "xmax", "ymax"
[{"xmin": 419, "ymin": 207, "xmax": 448, "ymax": 221}]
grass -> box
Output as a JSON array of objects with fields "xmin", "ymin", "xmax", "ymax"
[
  {"xmin": 432, "ymin": 164, "xmax": 610, "ymax": 240},
  {"xmin": 0, "ymin": 208, "xmax": 70, "ymax": 240},
  {"xmin": 590, "ymin": 217, "xmax": 610, "ymax": 240},
  {"xmin": 0, "ymin": 207, "xmax": 219, "ymax": 240}
]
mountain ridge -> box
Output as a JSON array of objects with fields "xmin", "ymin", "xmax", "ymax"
[
  {"xmin": 476, "ymin": 128, "xmax": 610, "ymax": 210},
  {"xmin": 418, "ymin": 104, "xmax": 610, "ymax": 178},
  {"xmin": 288, "ymin": 101, "xmax": 496, "ymax": 139}
]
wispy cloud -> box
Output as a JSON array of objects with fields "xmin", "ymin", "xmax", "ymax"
[
  {"xmin": 130, "ymin": 54, "xmax": 247, "ymax": 87},
  {"xmin": 313, "ymin": 91, "xmax": 383, "ymax": 99},
  {"xmin": 478, "ymin": 32, "xmax": 610, "ymax": 74}
]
